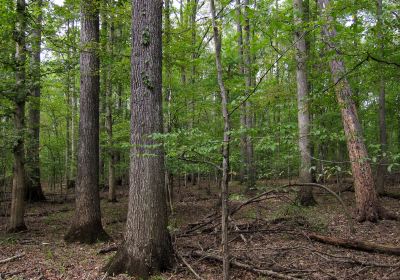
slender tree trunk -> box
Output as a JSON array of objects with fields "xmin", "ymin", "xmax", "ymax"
[
  {"xmin": 105, "ymin": 0, "xmax": 173, "ymax": 277},
  {"xmin": 376, "ymin": 0, "xmax": 386, "ymax": 194},
  {"xmin": 26, "ymin": 0, "xmax": 45, "ymax": 202},
  {"xmin": 236, "ymin": 0, "xmax": 247, "ymax": 184},
  {"xmin": 210, "ymin": 0, "xmax": 230, "ymax": 278},
  {"xmin": 318, "ymin": 0, "xmax": 382, "ymax": 222},
  {"xmin": 243, "ymin": 0, "xmax": 255, "ymax": 190},
  {"xmin": 65, "ymin": 19, "xmax": 72, "ymax": 191},
  {"xmin": 64, "ymin": 0, "xmax": 109, "ymax": 243},
  {"xmin": 9, "ymin": 0, "xmax": 28, "ymax": 232},
  {"xmin": 106, "ymin": 15, "xmax": 116, "ymax": 202},
  {"xmin": 294, "ymin": 0, "xmax": 316, "ymax": 205}
]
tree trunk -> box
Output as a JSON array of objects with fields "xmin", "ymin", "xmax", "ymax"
[
  {"xmin": 106, "ymin": 14, "xmax": 116, "ymax": 202},
  {"xmin": 243, "ymin": 0, "xmax": 255, "ymax": 190},
  {"xmin": 293, "ymin": 0, "xmax": 316, "ymax": 206},
  {"xmin": 236, "ymin": 0, "xmax": 247, "ymax": 184},
  {"xmin": 105, "ymin": 0, "xmax": 173, "ymax": 277},
  {"xmin": 9, "ymin": 0, "xmax": 28, "ymax": 233},
  {"xmin": 210, "ymin": 0, "xmax": 230, "ymax": 278},
  {"xmin": 376, "ymin": 0, "xmax": 386, "ymax": 194},
  {"xmin": 26, "ymin": 0, "xmax": 45, "ymax": 202},
  {"xmin": 64, "ymin": 0, "xmax": 109, "ymax": 243},
  {"xmin": 318, "ymin": 0, "xmax": 381, "ymax": 222}
]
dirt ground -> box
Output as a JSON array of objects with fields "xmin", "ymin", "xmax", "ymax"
[{"xmin": 1, "ymin": 180, "xmax": 400, "ymax": 280}]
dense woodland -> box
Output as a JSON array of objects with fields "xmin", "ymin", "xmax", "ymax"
[{"xmin": 1, "ymin": 0, "xmax": 400, "ymax": 279}]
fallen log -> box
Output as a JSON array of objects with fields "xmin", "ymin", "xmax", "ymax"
[
  {"xmin": 307, "ymin": 233, "xmax": 400, "ymax": 256},
  {"xmin": 98, "ymin": 245, "xmax": 118, "ymax": 254},
  {"xmin": 0, "ymin": 252, "xmax": 25, "ymax": 264},
  {"xmin": 191, "ymin": 250, "xmax": 302, "ymax": 280}
]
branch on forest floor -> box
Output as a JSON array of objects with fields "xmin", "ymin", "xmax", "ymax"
[
  {"xmin": 98, "ymin": 246, "xmax": 118, "ymax": 255},
  {"xmin": 190, "ymin": 250, "xmax": 303, "ymax": 280},
  {"xmin": 177, "ymin": 253, "xmax": 205, "ymax": 280},
  {"xmin": 306, "ymin": 233, "xmax": 400, "ymax": 256},
  {"xmin": 0, "ymin": 252, "xmax": 25, "ymax": 264}
]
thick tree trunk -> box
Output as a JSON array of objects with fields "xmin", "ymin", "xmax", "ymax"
[
  {"xmin": 210, "ymin": 0, "xmax": 230, "ymax": 278},
  {"xmin": 105, "ymin": 1, "xmax": 173, "ymax": 277},
  {"xmin": 9, "ymin": 0, "xmax": 28, "ymax": 233},
  {"xmin": 26, "ymin": 0, "xmax": 45, "ymax": 202},
  {"xmin": 293, "ymin": 0, "xmax": 316, "ymax": 206},
  {"xmin": 318, "ymin": 0, "xmax": 381, "ymax": 222},
  {"xmin": 64, "ymin": 0, "xmax": 109, "ymax": 243},
  {"xmin": 376, "ymin": 0, "xmax": 386, "ymax": 194}
]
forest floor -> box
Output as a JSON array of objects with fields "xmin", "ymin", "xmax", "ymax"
[{"xmin": 1, "ymin": 179, "xmax": 400, "ymax": 280}]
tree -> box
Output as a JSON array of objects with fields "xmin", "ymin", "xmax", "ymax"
[
  {"xmin": 318, "ymin": 0, "xmax": 382, "ymax": 222},
  {"xmin": 26, "ymin": 0, "xmax": 46, "ymax": 202},
  {"xmin": 105, "ymin": 0, "xmax": 173, "ymax": 277},
  {"xmin": 8, "ymin": 0, "xmax": 28, "ymax": 233},
  {"xmin": 375, "ymin": 0, "xmax": 387, "ymax": 194},
  {"xmin": 64, "ymin": 0, "xmax": 109, "ymax": 243},
  {"xmin": 293, "ymin": 0, "xmax": 316, "ymax": 206},
  {"xmin": 210, "ymin": 0, "xmax": 231, "ymax": 278}
]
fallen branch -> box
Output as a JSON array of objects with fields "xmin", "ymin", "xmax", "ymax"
[
  {"xmin": 98, "ymin": 246, "xmax": 118, "ymax": 255},
  {"xmin": 177, "ymin": 253, "xmax": 205, "ymax": 280},
  {"xmin": 307, "ymin": 233, "xmax": 400, "ymax": 256},
  {"xmin": 0, "ymin": 252, "xmax": 25, "ymax": 264},
  {"xmin": 191, "ymin": 250, "xmax": 302, "ymax": 280}
]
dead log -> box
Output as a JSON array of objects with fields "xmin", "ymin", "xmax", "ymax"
[
  {"xmin": 191, "ymin": 250, "xmax": 302, "ymax": 280},
  {"xmin": 307, "ymin": 233, "xmax": 400, "ymax": 256},
  {"xmin": 0, "ymin": 252, "xmax": 25, "ymax": 264}
]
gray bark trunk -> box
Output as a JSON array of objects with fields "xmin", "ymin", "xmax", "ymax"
[
  {"xmin": 105, "ymin": 0, "xmax": 173, "ymax": 277},
  {"xmin": 64, "ymin": 0, "xmax": 109, "ymax": 243},
  {"xmin": 26, "ymin": 0, "xmax": 45, "ymax": 202},
  {"xmin": 294, "ymin": 0, "xmax": 315, "ymax": 205},
  {"xmin": 210, "ymin": 0, "xmax": 230, "ymax": 278}
]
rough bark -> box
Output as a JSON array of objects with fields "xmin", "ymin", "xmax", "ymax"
[
  {"xmin": 376, "ymin": 0, "xmax": 386, "ymax": 194},
  {"xmin": 105, "ymin": 0, "xmax": 173, "ymax": 277},
  {"xmin": 318, "ymin": 0, "xmax": 381, "ymax": 222},
  {"xmin": 64, "ymin": 0, "xmax": 109, "ymax": 243},
  {"xmin": 210, "ymin": 0, "xmax": 230, "ymax": 279},
  {"xmin": 26, "ymin": 0, "xmax": 45, "ymax": 202},
  {"xmin": 293, "ymin": 0, "xmax": 316, "ymax": 206},
  {"xmin": 9, "ymin": 0, "xmax": 28, "ymax": 233}
]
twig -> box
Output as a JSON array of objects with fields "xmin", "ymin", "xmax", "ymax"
[
  {"xmin": 191, "ymin": 250, "xmax": 302, "ymax": 280},
  {"xmin": 0, "ymin": 252, "xmax": 25, "ymax": 264},
  {"xmin": 177, "ymin": 253, "xmax": 205, "ymax": 280}
]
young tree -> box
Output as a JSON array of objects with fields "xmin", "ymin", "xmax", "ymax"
[
  {"xmin": 376, "ymin": 0, "xmax": 387, "ymax": 194},
  {"xmin": 64, "ymin": 0, "xmax": 109, "ymax": 243},
  {"xmin": 293, "ymin": 0, "xmax": 316, "ymax": 205},
  {"xmin": 105, "ymin": 0, "xmax": 173, "ymax": 277},
  {"xmin": 210, "ymin": 0, "xmax": 230, "ymax": 278},
  {"xmin": 318, "ymin": 0, "xmax": 382, "ymax": 222},
  {"xmin": 26, "ymin": 0, "xmax": 46, "ymax": 202},
  {"xmin": 9, "ymin": 0, "xmax": 28, "ymax": 232}
]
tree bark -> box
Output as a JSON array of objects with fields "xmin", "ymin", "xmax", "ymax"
[
  {"xmin": 64, "ymin": 0, "xmax": 109, "ymax": 243},
  {"xmin": 318, "ymin": 0, "xmax": 381, "ymax": 222},
  {"xmin": 9, "ymin": 0, "xmax": 28, "ymax": 233},
  {"xmin": 210, "ymin": 0, "xmax": 230, "ymax": 279},
  {"xmin": 106, "ymin": 13, "xmax": 116, "ymax": 202},
  {"xmin": 376, "ymin": 0, "xmax": 386, "ymax": 194},
  {"xmin": 26, "ymin": 0, "xmax": 45, "ymax": 202},
  {"xmin": 293, "ymin": 0, "xmax": 316, "ymax": 206},
  {"xmin": 243, "ymin": 0, "xmax": 255, "ymax": 190},
  {"xmin": 105, "ymin": 1, "xmax": 173, "ymax": 277}
]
